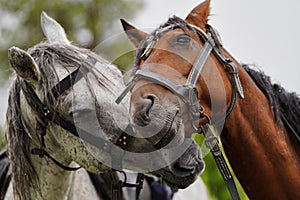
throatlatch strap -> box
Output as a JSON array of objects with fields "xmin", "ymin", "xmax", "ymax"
[
  {"xmin": 31, "ymin": 148, "xmax": 81, "ymax": 171},
  {"xmin": 201, "ymin": 125, "xmax": 240, "ymax": 200}
]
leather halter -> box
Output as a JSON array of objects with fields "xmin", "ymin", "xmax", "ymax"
[
  {"xmin": 116, "ymin": 23, "xmax": 244, "ymax": 200},
  {"xmin": 20, "ymin": 55, "xmax": 144, "ymax": 200}
]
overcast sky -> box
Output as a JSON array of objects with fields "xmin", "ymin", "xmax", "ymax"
[{"xmin": 1, "ymin": 0, "xmax": 299, "ymax": 126}]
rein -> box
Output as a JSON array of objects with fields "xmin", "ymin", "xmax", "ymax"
[
  {"xmin": 116, "ymin": 23, "xmax": 244, "ymax": 200},
  {"xmin": 19, "ymin": 55, "xmax": 144, "ymax": 200}
]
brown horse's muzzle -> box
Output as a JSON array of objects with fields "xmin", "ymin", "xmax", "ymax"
[{"xmin": 129, "ymin": 83, "xmax": 183, "ymax": 147}]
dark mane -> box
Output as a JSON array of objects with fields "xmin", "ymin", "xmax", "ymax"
[
  {"xmin": 159, "ymin": 15, "xmax": 190, "ymax": 30},
  {"xmin": 242, "ymin": 64, "xmax": 300, "ymax": 141},
  {"xmin": 6, "ymin": 42, "xmax": 99, "ymax": 199}
]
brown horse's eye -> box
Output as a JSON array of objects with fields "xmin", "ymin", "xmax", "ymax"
[{"xmin": 175, "ymin": 34, "xmax": 191, "ymax": 45}]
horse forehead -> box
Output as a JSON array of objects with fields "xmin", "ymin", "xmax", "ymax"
[
  {"xmin": 55, "ymin": 63, "xmax": 78, "ymax": 81},
  {"xmin": 147, "ymin": 30, "xmax": 199, "ymax": 58},
  {"xmin": 142, "ymin": 42, "xmax": 199, "ymax": 76},
  {"xmin": 155, "ymin": 29, "xmax": 183, "ymax": 46},
  {"xmin": 155, "ymin": 28, "xmax": 197, "ymax": 44},
  {"xmin": 93, "ymin": 60, "xmax": 123, "ymax": 80}
]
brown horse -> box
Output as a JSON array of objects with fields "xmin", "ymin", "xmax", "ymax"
[{"xmin": 118, "ymin": 0, "xmax": 300, "ymax": 199}]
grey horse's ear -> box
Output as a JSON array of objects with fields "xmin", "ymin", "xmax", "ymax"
[
  {"xmin": 8, "ymin": 47, "xmax": 40, "ymax": 83},
  {"xmin": 120, "ymin": 19, "xmax": 148, "ymax": 48},
  {"xmin": 41, "ymin": 11, "xmax": 70, "ymax": 44}
]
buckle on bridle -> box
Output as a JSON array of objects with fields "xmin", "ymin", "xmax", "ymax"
[
  {"xmin": 204, "ymin": 135, "xmax": 221, "ymax": 156},
  {"xmin": 111, "ymin": 170, "xmax": 144, "ymax": 200}
]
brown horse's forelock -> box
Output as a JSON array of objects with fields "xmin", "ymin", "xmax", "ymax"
[
  {"xmin": 243, "ymin": 64, "xmax": 300, "ymax": 141},
  {"xmin": 6, "ymin": 43, "xmax": 98, "ymax": 199},
  {"xmin": 134, "ymin": 16, "xmax": 193, "ymax": 71}
]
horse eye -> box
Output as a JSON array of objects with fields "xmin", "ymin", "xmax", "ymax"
[{"xmin": 175, "ymin": 34, "xmax": 191, "ymax": 45}]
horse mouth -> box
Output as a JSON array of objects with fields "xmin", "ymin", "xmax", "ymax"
[
  {"xmin": 153, "ymin": 152, "xmax": 205, "ymax": 189},
  {"xmin": 155, "ymin": 140, "xmax": 204, "ymax": 188},
  {"xmin": 152, "ymin": 112, "xmax": 178, "ymax": 149}
]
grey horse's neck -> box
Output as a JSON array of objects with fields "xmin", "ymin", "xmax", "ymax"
[
  {"xmin": 6, "ymin": 93, "xmax": 101, "ymax": 199},
  {"xmin": 29, "ymin": 152, "xmax": 100, "ymax": 200},
  {"xmin": 5, "ymin": 133, "xmax": 101, "ymax": 200},
  {"xmin": 28, "ymin": 150, "xmax": 74, "ymax": 199},
  {"xmin": 5, "ymin": 162, "xmax": 100, "ymax": 200}
]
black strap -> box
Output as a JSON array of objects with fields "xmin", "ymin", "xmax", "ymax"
[
  {"xmin": 111, "ymin": 170, "xmax": 144, "ymax": 200},
  {"xmin": 134, "ymin": 173, "xmax": 144, "ymax": 199},
  {"xmin": 31, "ymin": 148, "xmax": 80, "ymax": 171},
  {"xmin": 110, "ymin": 170, "xmax": 123, "ymax": 200},
  {"xmin": 21, "ymin": 80, "xmax": 81, "ymax": 137},
  {"xmin": 201, "ymin": 125, "xmax": 240, "ymax": 200},
  {"xmin": 49, "ymin": 67, "xmax": 81, "ymax": 100}
]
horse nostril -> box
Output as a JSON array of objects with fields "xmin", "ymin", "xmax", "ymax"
[
  {"xmin": 134, "ymin": 94, "xmax": 156, "ymax": 126},
  {"xmin": 141, "ymin": 95, "xmax": 155, "ymax": 121},
  {"xmin": 141, "ymin": 101, "xmax": 151, "ymax": 121}
]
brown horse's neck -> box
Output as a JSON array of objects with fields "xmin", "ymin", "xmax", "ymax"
[{"xmin": 220, "ymin": 67, "xmax": 300, "ymax": 199}]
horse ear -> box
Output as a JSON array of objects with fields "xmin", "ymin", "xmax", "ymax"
[
  {"xmin": 120, "ymin": 19, "xmax": 148, "ymax": 48},
  {"xmin": 41, "ymin": 11, "xmax": 70, "ymax": 45},
  {"xmin": 185, "ymin": 0, "xmax": 211, "ymax": 29},
  {"xmin": 8, "ymin": 47, "xmax": 40, "ymax": 83}
]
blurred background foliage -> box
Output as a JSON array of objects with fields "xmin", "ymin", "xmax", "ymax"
[
  {"xmin": 0, "ymin": 1, "xmax": 248, "ymax": 199},
  {"xmin": 0, "ymin": 0, "xmax": 141, "ymax": 85}
]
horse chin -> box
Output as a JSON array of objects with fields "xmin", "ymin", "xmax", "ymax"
[
  {"xmin": 161, "ymin": 172, "xmax": 199, "ymax": 189},
  {"xmin": 152, "ymin": 142, "xmax": 205, "ymax": 189}
]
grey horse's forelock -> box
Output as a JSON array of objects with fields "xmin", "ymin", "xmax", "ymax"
[{"xmin": 6, "ymin": 42, "xmax": 102, "ymax": 199}]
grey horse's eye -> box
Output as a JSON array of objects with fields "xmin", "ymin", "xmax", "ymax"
[{"xmin": 175, "ymin": 34, "xmax": 191, "ymax": 45}]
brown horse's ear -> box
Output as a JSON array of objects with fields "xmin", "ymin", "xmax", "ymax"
[
  {"xmin": 120, "ymin": 19, "xmax": 148, "ymax": 48},
  {"xmin": 185, "ymin": 0, "xmax": 211, "ymax": 29}
]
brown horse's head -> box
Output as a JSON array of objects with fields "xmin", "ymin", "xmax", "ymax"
[{"xmin": 120, "ymin": 0, "xmax": 238, "ymax": 188}]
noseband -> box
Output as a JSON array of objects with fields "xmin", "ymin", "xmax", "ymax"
[{"xmin": 116, "ymin": 22, "xmax": 244, "ymax": 200}]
